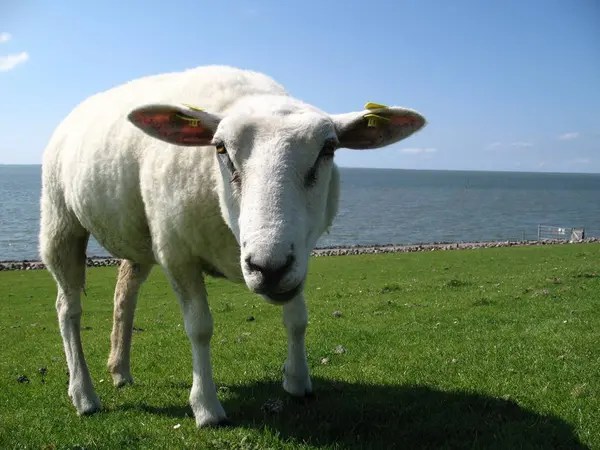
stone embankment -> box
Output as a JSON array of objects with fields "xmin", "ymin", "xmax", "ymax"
[{"xmin": 1, "ymin": 238, "xmax": 598, "ymax": 272}]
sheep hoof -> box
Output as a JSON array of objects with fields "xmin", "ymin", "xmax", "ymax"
[
  {"xmin": 78, "ymin": 404, "xmax": 102, "ymax": 416},
  {"xmin": 283, "ymin": 375, "xmax": 313, "ymax": 398},
  {"xmin": 213, "ymin": 418, "xmax": 235, "ymax": 428},
  {"xmin": 72, "ymin": 392, "xmax": 102, "ymax": 416},
  {"xmin": 197, "ymin": 417, "xmax": 233, "ymax": 428},
  {"xmin": 291, "ymin": 389, "xmax": 314, "ymax": 399},
  {"xmin": 112, "ymin": 373, "xmax": 134, "ymax": 388},
  {"xmin": 282, "ymin": 362, "xmax": 312, "ymax": 397}
]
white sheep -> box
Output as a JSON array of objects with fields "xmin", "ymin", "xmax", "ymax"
[{"xmin": 39, "ymin": 65, "xmax": 426, "ymax": 427}]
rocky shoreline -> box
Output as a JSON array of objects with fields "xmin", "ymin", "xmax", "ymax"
[{"xmin": 1, "ymin": 237, "xmax": 598, "ymax": 272}]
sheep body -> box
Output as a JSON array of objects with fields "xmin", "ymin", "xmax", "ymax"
[{"xmin": 39, "ymin": 64, "xmax": 426, "ymax": 427}]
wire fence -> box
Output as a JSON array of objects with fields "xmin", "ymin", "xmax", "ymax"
[{"xmin": 537, "ymin": 224, "xmax": 594, "ymax": 242}]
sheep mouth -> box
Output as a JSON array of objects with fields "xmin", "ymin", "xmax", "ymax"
[{"xmin": 260, "ymin": 282, "xmax": 303, "ymax": 304}]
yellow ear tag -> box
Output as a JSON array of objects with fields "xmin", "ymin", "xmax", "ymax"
[
  {"xmin": 364, "ymin": 113, "xmax": 391, "ymax": 128},
  {"xmin": 175, "ymin": 104, "xmax": 204, "ymax": 127},
  {"xmin": 176, "ymin": 114, "xmax": 200, "ymax": 127},
  {"xmin": 182, "ymin": 103, "xmax": 204, "ymax": 112},
  {"xmin": 364, "ymin": 102, "xmax": 389, "ymax": 110}
]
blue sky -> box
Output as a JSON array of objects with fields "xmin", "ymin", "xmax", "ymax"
[{"xmin": 1, "ymin": 0, "xmax": 598, "ymax": 172}]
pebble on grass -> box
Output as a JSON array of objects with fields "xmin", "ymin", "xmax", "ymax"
[
  {"xmin": 332, "ymin": 311, "xmax": 343, "ymax": 318},
  {"xmin": 571, "ymin": 383, "xmax": 588, "ymax": 398},
  {"xmin": 334, "ymin": 345, "xmax": 346, "ymax": 354}
]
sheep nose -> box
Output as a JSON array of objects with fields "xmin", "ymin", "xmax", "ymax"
[{"xmin": 244, "ymin": 253, "xmax": 295, "ymax": 289}]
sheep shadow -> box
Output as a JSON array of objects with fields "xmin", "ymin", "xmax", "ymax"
[{"xmin": 119, "ymin": 378, "xmax": 589, "ymax": 449}]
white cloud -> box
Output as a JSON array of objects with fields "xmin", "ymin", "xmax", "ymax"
[
  {"xmin": 572, "ymin": 157, "xmax": 591, "ymax": 165},
  {"xmin": 486, "ymin": 141, "xmax": 533, "ymax": 151},
  {"xmin": 400, "ymin": 147, "xmax": 437, "ymax": 154},
  {"xmin": 0, "ymin": 51, "xmax": 29, "ymax": 71},
  {"xmin": 485, "ymin": 142, "xmax": 501, "ymax": 151},
  {"xmin": 0, "ymin": 33, "xmax": 29, "ymax": 72},
  {"xmin": 510, "ymin": 141, "xmax": 533, "ymax": 148},
  {"xmin": 558, "ymin": 132, "xmax": 580, "ymax": 141}
]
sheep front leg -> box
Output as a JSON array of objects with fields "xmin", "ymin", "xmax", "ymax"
[
  {"xmin": 166, "ymin": 269, "xmax": 228, "ymax": 427},
  {"xmin": 282, "ymin": 293, "xmax": 312, "ymax": 396}
]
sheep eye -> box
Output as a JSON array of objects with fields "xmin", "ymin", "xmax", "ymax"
[
  {"xmin": 215, "ymin": 142, "xmax": 227, "ymax": 154},
  {"xmin": 214, "ymin": 142, "xmax": 239, "ymax": 184},
  {"xmin": 305, "ymin": 141, "xmax": 336, "ymax": 188}
]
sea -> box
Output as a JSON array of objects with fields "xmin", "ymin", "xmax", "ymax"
[{"xmin": 1, "ymin": 165, "xmax": 599, "ymax": 261}]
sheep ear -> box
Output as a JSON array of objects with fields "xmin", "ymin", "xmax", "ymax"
[
  {"xmin": 331, "ymin": 105, "xmax": 426, "ymax": 150},
  {"xmin": 127, "ymin": 103, "xmax": 222, "ymax": 147}
]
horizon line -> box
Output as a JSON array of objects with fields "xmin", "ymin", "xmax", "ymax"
[{"xmin": 0, "ymin": 163, "xmax": 598, "ymax": 176}]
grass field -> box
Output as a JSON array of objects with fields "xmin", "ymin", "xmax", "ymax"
[{"xmin": 1, "ymin": 243, "xmax": 599, "ymax": 449}]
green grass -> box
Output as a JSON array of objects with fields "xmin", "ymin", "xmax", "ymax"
[{"xmin": 1, "ymin": 243, "xmax": 599, "ymax": 449}]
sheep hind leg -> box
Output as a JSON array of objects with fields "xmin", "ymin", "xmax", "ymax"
[
  {"xmin": 107, "ymin": 260, "xmax": 153, "ymax": 387},
  {"xmin": 40, "ymin": 219, "xmax": 100, "ymax": 415}
]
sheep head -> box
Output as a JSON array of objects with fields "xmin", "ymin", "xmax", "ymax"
[{"xmin": 128, "ymin": 96, "xmax": 426, "ymax": 304}]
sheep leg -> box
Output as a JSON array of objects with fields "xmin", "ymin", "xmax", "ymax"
[
  {"xmin": 165, "ymin": 267, "xmax": 228, "ymax": 427},
  {"xmin": 107, "ymin": 260, "xmax": 153, "ymax": 387},
  {"xmin": 282, "ymin": 293, "xmax": 312, "ymax": 396},
  {"xmin": 40, "ymin": 223, "xmax": 100, "ymax": 415}
]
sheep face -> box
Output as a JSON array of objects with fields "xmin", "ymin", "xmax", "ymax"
[
  {"xmin": 128, "ymin": 98, "xmax": 426, "ymax": 304},
  {"xmin": 212, "ymin": 101, "xmax": 338, "ymax": 303}
]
